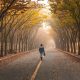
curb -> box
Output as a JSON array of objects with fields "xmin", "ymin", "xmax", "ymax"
[
  {"xmin": 0, "ymin": 52, "xmax": 28, "ymax": 66},
  {"xmin": 57, "ymin": 49, "xmax": 80, "ymax": 60},
  {"xmin": 0, "ymin": 49, "xmax": 37, "ymax": 66}
]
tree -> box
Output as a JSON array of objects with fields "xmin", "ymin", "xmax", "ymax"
[
  {"xmin": 0, "ymin": 4, "xmax": 48, "ymax": 56},
  {"xmin": 50, "ymin": 0, "xmax": 80, "ymax": 54}
]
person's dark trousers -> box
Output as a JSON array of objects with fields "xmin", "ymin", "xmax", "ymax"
[
  {"xmin": 41, "ymin": 57, "xmax": 42, "ymax": 60},
  {"xmin": 44, "ymin": 52, "xmax": 46, "ymax": 56}
]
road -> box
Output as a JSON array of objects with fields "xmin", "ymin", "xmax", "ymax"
[{"xmin": 0, "ymin": 48, "xmax": 80, "ymax": 80}]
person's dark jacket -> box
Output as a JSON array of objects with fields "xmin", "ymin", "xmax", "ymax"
[{"xmin": 39, "ymin": 47, "xmax": 45, "ymax": 54}]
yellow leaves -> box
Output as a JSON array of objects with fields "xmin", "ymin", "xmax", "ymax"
[
  {"xmin": 23, "ymin": 8, "xmax": 48, "ymax": 27},
  {"xmin": 52, "ymin": 0, "xmax": 80, "ymax": 28},
  {"xmin": 4, "ymin": 7, "xmax": 49, "ymax": 31},
  {"xmin": 55, "ymin": 9, "xmax": 76, "ymax": 27},
  {"xmin": 59, "ymin": 13, "xmax": 76, "ymax": 27}
]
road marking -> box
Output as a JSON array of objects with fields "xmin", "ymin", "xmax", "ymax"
[{"xmin": 31, "ymin": 61, "xmax": 42, "ymax": 80}]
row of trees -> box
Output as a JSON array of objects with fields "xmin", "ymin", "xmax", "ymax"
[
  {"xmin": 0, "ymin": 0, "xmax": 47, "ymax": 57},
  {"xmin": 50, "ymin": 0, "xmax": 80, "ymax": 54}
]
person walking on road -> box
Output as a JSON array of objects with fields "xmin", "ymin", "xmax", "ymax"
[{"xmin": 39, "ymin": 44, "xmax": 45, "ymax": 60}]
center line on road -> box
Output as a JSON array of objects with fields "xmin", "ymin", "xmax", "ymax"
[{"xmin": 31, "ymin": 60, "xmax": 42, "ymax": 80}]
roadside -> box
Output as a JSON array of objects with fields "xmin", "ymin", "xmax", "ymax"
[
  {"xmin": 0, "ymin": 52, "xmax": 29, "ymax": 67},
  {"xmin": 57, "ymin": 49, "xmax": 80, "ymax": 60},
  {"xmin": 0, "ymin": 49, "xmax": 37, "ymax": 67}
]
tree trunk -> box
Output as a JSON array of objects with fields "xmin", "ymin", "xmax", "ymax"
[
  {"xmin": 4, "ymin": 39, "xmax": 7, "ymax": 56},
  {"xmin": 0, "ymin": 18, "xmax": 4, "ymax": 57},
  {"xmin": 78, "ymin": 31, "xmax": 80, "ymax": 55}
]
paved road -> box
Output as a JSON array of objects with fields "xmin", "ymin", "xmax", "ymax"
[
  {"xmin": 0, "ymin": 50, "xmax": 40, "ymax": 80},
  {"xmin": 35, "ymin": 49, "xmax": 80, "ymax": 80},
  {"xmin": 0, "ymin": 48, "xmax": 80, "ymax": 80}
]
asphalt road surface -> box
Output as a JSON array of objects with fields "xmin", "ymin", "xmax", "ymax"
[{"xmin": 0, "ymin": 48, "xmax": 80, "ymax": 80}]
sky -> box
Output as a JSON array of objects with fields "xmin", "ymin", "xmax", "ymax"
[{"xmin": 31, "ymin": 0, "xmax": 48, "ymax": 4}]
